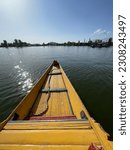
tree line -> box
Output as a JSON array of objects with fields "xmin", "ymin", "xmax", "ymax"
[{"xmin": 0, "ymin": 38, "xmax": 113, "ymax": 48}]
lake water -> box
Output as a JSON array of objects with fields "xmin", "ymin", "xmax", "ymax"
[{"xmin": 0, "ymin": 46, "xmax": 113, "ymax": 138}]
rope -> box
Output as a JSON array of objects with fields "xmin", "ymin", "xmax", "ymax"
[{"xmin": 33, "ymin": 68, "xmax": 55, "ymax": 116}]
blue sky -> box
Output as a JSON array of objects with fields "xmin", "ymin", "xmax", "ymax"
[{"xmin": 0, "ymin": 0, "xmax": 112, "ymax": 43}]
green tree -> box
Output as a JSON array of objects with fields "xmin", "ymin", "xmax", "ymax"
[
  {"xmin": 3, "ymin": 40, "xmax": 8, "ymax": 47},
  {"xmin": 108, "ymin": 38, "xmax": 113, "ymax": 46},
  {"xmin": 14, "ymin": 39, "xmax": 18, "ymax": 47}
]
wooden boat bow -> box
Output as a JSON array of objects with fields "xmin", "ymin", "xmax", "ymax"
[{"xmin": 0, "ymin": 60, "xmax": 112, "ymax": 150}]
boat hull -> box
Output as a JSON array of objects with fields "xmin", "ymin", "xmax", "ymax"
[{"xmin": 0, "ymin": 61, "xmax": 112, "ymax": 150}]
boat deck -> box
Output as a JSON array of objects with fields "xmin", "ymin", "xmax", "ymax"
[{"xmin": 26, "ymin": 66, "xmax": 75, "ymax": 120}]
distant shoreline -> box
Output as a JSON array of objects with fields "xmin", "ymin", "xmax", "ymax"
[
  {"xmin": 0, "ymin": 45, "xmax": 113, "ymax": 49},
  {"xmin": 0, "ymin": 38, "xmax": 113, "ymax": 48}
]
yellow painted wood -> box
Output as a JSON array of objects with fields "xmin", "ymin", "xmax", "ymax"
[
  {"xmin": 44, "ymin": 92, "xmax": 72, "ymax": 116},
  {"xmin": 5, "ymin": 120, "xmax": 91, "ymax": 130},
  {"xmin": 31, "ymin": 65, "xmax": 71, "ymax": 116},
  {"xmin": 0, "ymin": 144, "xmax": 92, "ymax": 150},
  {"xmin": 44, "ymin": 67, "xmax": 64, "ymax": 89},
  {"xmin": 32, "ymin": 93, "xmax": 49, "ymax": 115},
  {"xmin": 0, "ymin": 129, "xmax": 100, "ymax": 145},
  {"xmin": 0, "ymin": 61, "xmax": 112, "ymax": 150}
]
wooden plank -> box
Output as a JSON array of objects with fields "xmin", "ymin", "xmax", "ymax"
[
  {"xmin": 32, "ymin": 93, "xmax": 49, "ymax": 115},
  {"xmin": 0, "ymin": 129, "xmax": 100, "ymax": 145},
  {"xmin": 31, "ymin": 66, "xmax": 73, "ymax": 117},
  {"xmin": 44, "ymin": 93, "xmax": 72, "ymax": 117},
  {"xmin": 0, "ymin": 144, "xmax": 95, "ymax": 150},
  {"xmin": 5, "ymin": 121, "xmax": 91, "ymax": 130},
  {"xmin": 41, "ymin": 88, "xmax": 67, "ymax": 93}
]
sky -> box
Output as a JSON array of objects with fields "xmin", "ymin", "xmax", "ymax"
[{"xmin": 0, "ymin": 0, "xmax": 113, "ymax": 43}]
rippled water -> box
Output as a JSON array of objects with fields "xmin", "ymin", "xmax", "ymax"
[{"xmin": 0, "ymin": 46, "xmax": 113, "ymax": 138}]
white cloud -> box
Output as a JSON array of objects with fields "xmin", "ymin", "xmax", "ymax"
[
  {"xmin": 91, "ymin": 28, "xmax": 112, "ymax": 40},
  {"xmin": 93, "ymin": 28, "xmax": 111, "ymax": 35}
]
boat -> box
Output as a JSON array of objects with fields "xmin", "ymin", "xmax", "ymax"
[{"xmin": 0, "ymin": 60, "xmax": 112, "ymax": 150}]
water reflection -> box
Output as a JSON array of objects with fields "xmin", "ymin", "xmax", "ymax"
[{"xmin": 14, "ymin": 63, "xmax": 33, "ymax": 93}]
